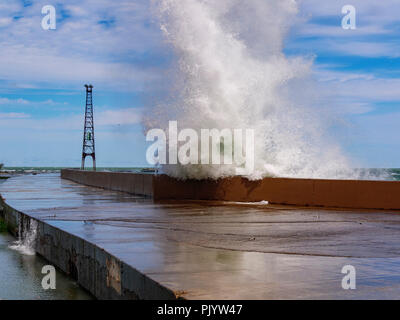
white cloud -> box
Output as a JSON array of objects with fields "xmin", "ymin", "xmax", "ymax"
[
  {"xmin": 0, "ymin": 0, "xmax": 168, "ymax": 92},
  {"xmin": 0, "ymin": 97, "xmax": 65, "ymax": 106},
  {"xmin": 96, "ymin": 108, "xmax": 142, "ymax": 126},
  {"xmin": 0, "ymin": 97, "xmax": 30, "ymax": 105},
  {"xmin": 332, "ymin": 102, "xmax": 375, "ymax": 115},
  {"xmin": 292, "ymin": 0, "xmax": 400, "ymax": 58},
  {"xmin": 299, "ymin": 0, "xmax": 400, "ymax": 25},
  {"xmin": 313, "ymin": 68, "xmax": 375, "ymax": 83},
  {"xmin": 0, "ymin": 112, "xmax": 30, "ymax": 119},
  {"xmin": 310, "ymin": 68, "xmax": 400, "ymax": 115},
  {"xmin": 294, "ymin": 23, "xmax": 390, "ymax": 37},
  {"xmin": 0, "ymin": 107, "xmax": 142, "ymax": 130},
  {"xmin": 0, "ymin": 17, "xmax": 12, "ymax": 27}
]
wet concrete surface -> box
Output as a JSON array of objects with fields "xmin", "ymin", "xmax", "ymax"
[{"xmin": 2, "ymin": 174, "xmax": 400, "ymax": 299}]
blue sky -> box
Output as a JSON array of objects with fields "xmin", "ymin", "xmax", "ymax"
[{"xmin": 0, "ymin": 0, "xmax": 400, "ymax": 167}]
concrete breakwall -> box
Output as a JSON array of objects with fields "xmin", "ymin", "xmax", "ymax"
[
  {"xmin": 152, "ymin": 174, "xmax": 400, "ymax": 210},
  {"xmin": 61, "ymin": 169, "xmax": 400, "ymax": 210},
  {"xmin": 0, "ymin": 196, "xmax": 177, "ymax": 300},
  {"xmin": 61, "ymin": 169, "xmax": 153, "ymax": 197}
]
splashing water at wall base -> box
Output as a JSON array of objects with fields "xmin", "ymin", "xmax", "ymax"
[{"xmin": 9, "ymin": 218, "xmax": 37, "ymax": 256}]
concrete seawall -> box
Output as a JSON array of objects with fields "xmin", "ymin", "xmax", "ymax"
[
  {"xmin": 0, "ymin": 194, "xmax": 177, "ymax": 300},
  {"xmin": 4, "ymin": 174, "xmax": 400, "ymax": 299},
  {"xmin": 61, "ymin": 169, "xmax": 153, "ymax": 197},
  {"xmin": 62, "ymin": 169, "xmax": 400, "ymax": 210}
]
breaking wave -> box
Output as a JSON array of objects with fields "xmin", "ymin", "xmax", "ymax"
[{"xmin": 143, "ymin": 0, "xmax": 385, "ymax": 180}]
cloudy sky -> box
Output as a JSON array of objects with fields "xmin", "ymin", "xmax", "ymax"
[{"xmin": 0, "ymin": 0, "xmax": 399, "ymax": 167}]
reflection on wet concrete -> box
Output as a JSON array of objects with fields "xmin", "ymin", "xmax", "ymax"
[{"xmin": 2, "ymin": 174, "xmax": 400, "ymax": 299}]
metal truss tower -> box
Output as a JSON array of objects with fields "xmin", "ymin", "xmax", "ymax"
[{"xmin": 81, "ymin": 84, "xmax": 96, "ymax": 170}]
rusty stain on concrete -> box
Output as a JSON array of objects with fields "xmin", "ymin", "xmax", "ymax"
[{"xmin": 106, "ymin": 257, "xmax": 121, "ymax": 295}]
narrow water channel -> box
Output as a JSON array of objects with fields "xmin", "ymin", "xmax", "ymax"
[{"xmin": 0, "ymin": 180, "xmax": 93, "ymax": 300}]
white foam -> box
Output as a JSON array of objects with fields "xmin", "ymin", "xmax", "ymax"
[
  {"xmin": 9, "ymin": 219, "xmax": 37, "ymax": 256},
  {"xmin": 143, "ymin": 0, "xmax": 378, "ymax": 181},
  {"xmin": 232, "ymin": 200, "xmax": 269, "ymax": 205}
]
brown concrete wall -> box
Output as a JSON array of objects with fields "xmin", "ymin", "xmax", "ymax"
[
  {"xmin": 61, "ymin": 169, "xmax": 153, "ymax": 197},
  {"xmin": 153, "ymin": 175, "xmax": 400, "ymax": 210},
  {"xmin": 61, "ymin": 169, "xmax": 400, "ymax": 210}
]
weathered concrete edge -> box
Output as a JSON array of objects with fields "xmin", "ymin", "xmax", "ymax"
[{"xmin": 0, "ymin": 195, "xmax": 179, "ymax": 300}]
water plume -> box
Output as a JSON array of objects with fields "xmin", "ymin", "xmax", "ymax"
[{"xmin": 144, "ymin": 0, "xmax": 367, "ymax": 180}]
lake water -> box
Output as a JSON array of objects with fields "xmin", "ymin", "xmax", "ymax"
[{"xmin": 0, "ymin": 180, "xmax": 93, "ymax": 300}]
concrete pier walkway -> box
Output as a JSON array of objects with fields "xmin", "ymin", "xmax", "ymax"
[{"xmin": 2, "ymin": 174, "xmax": 400, "ymax": 299}]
